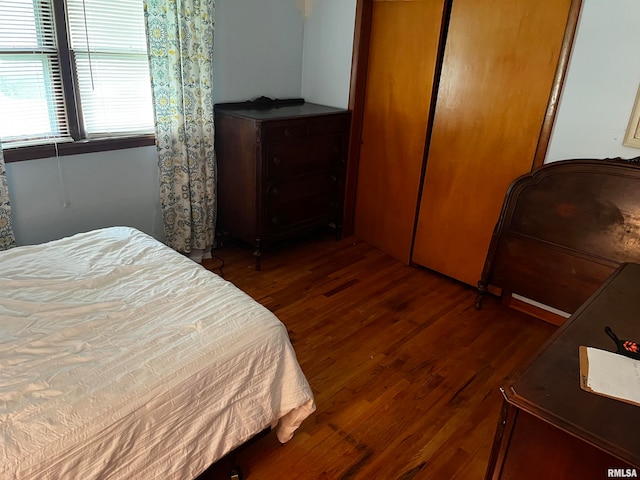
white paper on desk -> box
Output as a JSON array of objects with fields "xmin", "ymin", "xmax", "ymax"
[{"xmin": 580, "ymin": 346, "xmax": 640, "ymax": 407}]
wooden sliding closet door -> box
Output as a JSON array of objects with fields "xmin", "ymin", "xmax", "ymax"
[
  {"xmin": 354, "ymin": 0, "xmax": 446, "ymax": 264},
  {"xmin": 412, "ymin": 0, "xmax": 573, "ymax": 286}
]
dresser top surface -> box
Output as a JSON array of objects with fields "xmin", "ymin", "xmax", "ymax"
[
  {"xmin": 214, "ymin": 102, "xmax": 348, "ymax": 121},
  {"xmin": 505, "ymin": 262, "xmax": 640, "ymax": 466}
]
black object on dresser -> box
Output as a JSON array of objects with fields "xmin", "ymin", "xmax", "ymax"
[{"xmin": 214, "ymin": 100, "xmax": 351, "ymax": 270}]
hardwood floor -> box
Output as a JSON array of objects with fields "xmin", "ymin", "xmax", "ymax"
[{"xmin": 201, "ymin": 231, "xmax": 557, "ymax": 480}]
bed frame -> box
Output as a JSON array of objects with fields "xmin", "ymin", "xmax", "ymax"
[{"xmin": 476, "ymin": 157, "xmax": 640, "ymax": 320}]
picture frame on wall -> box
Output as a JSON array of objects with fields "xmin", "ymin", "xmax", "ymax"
[{"xmin": 624, "ymin": 83, "xmax": 640, "ymax": 148}]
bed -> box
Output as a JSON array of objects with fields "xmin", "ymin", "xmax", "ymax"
[
  {"xmin": 0, "ymin": 227, "xmax": 315, "ymax": 479},
  {"xmin": 476, "ymin": 156, "xmax": 640, "ymax": 320}
]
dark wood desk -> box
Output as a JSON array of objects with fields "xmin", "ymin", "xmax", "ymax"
[{"xmin": 486, "ymin": 263, "xmax": 640, "ymax": 480}]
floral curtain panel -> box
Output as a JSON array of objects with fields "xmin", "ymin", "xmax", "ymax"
[
  {"xmin": 144, "ymin": 0, "xmax": 216, "ymax": 256},
  {"xmin": 0, "ymin": 141, "xmax": 16, "ymax": 250}
]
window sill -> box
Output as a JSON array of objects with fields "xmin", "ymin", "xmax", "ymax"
[{"xmin": 3, "ymin": 135, "xmax": 156, "ymax": 163}]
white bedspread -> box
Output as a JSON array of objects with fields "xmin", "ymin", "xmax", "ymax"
[{"xmin": 0, "ymin": 227, "xmax": 315, "ymax": 479}]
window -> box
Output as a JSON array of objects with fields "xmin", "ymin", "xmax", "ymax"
[{"xmin": 0, "ymin": 0, "xmax": 154, "ymax": 155}]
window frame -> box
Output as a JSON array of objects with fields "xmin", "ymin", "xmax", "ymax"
[{"xmin": 2, "ymin": 0, "xmax": 156, "ymax": 163}]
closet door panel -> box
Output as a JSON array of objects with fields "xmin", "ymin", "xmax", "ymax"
[
  {"xmin": 412, "ymin": 0, "xmax": 573, "ymax": 285},
  {"xmin": 354, "ymin": 0, "xmax": 445, "ymax": 264}
]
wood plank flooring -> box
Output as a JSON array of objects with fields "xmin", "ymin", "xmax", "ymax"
[{"xmin": 201, "ymin": 232, "xmax": 556, "ymax": 480}]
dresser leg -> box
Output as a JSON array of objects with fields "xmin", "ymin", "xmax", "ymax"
[
  {"xmin": 475, "ymin": 279, "xmax": 488, "ymax": 310},
  {"xmin": 253, "ymin": 241, "xmax": 262, "ymax": 271}
]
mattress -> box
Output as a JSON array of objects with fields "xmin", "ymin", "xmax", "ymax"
[{"xmin": 0, "ymin": 227, "xmax": 315, "ymax": 479}]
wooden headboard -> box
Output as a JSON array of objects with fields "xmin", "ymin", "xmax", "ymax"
[{"xmin": 476, "ymin": 157, "xmax": 640, "ymax": 318}]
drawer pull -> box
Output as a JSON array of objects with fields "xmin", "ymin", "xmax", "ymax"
[
  {"xmin": 331, "ymin": 174, "xmax": 338, "ymax": 182},
  {"xmin": 273, "ymin": 157, "xmax": 281, "ymax": 166},
  {"xmin": 284, "ymin": 128, "xmax": 292, "ymax": 137},
  {"xmin": 271, "ymin": 217, "xmax": 279, "ymax": 224},
  {"xmin": 272, "ymin": 187, "xmax": 279, "ymax": 196}
]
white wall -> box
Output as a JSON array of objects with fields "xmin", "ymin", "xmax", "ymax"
[
  {"xmin": 213, "ymin": 0, "xmax": 356, "ymax": 107},
  {"xmin": 546, "ymin": 0, "xmax": 640, "ymax": 162},
  {"xmin": 301, "ymin": 0, "xmax": 356, "ymax": 108},
  {"xmin": 213, "ymin": 0, "xmax": 305, "ymax": 103},
  {"xmin": 6, "ymin": 147, "xmax": 163, "ymax": 246}
]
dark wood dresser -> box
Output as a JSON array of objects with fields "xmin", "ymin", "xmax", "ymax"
[
  {"xmin": 485, "ymin": 263, "xmax": 640, "ymax": 479},
  {"xmin": 214, "ymin": 101, "xmax": 350, "ymax": 269}
]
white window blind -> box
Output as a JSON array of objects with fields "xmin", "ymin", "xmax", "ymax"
[
  {"xmin": 66, "ymin": 0, "xmax": 154, "ymax": 137},
  {"xmin": 0, "ymin": 0, "xmax": 154, "ymax": 148},
  {"xmin": 0, "ymin": 0, "xmax": 70, "ymax": 146}
]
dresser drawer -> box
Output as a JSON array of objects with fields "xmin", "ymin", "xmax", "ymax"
[
  {"xmin": 265, "ymin": 136, "xmax": 342, "ymax": 179},
  {"xmin": 262, "ymin": 113, "xmax": 349, "ymax": 144},
  {"xmin": 263, "ymin": 121, "xmax": 309, "ymax": 143},
  {"xmin": 265, "ymin": 173, "xmax": 340, "ymax": 233},
  {"xmin": 308, "ymin": 115, "xmax": 350, "ymax": 136}
]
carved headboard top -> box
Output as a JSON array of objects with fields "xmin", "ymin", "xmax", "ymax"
[{"xmin": 478, "ymin": 156, "xmax": 640, "ymax": 317}]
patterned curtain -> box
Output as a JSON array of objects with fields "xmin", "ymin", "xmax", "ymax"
[
  {"xmin": 143, "ymin": 0, "xmax": 216, "ymax": 256},
  {"xmin": 0, "ymin": 141, "xmax": 16, "ymax": 250}
]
